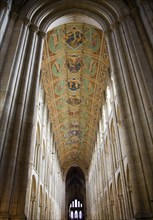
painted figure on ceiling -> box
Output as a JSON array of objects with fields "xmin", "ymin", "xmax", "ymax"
[
  {"xmin": 65, "ymin": 55, "xmax": 84, "ymax": 73},
  {"xmin": 63, "ymin": 26, "xmax": 85, "ymax": 49},
  {"xmin": 68, "ymin": 78, "xmax": 80, "ymax": 91}
]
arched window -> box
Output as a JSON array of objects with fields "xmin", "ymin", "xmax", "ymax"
[
  {"xmin": 39, "ymin": 186, "xmax": 43, "ymax": 220},
  {"xmin": 29, "ymin": 175, "xmax": 36, "ymax": 220},
  {"xmin": 126, "ymin": 165, "xmax": 134, "ymax": 217},
  {"xmin": 75, "ymin": 199, "xmax": 78, "ymax": 208},
  {"xmin": 111, "ymin": 121, "xmax": 118, "ymax": 169},
  {"xmin": 34, "ymin": 124, "xmax": 40, "ymax": 171},
  {"xmin": 70, "ymin": 211, "xmax": 74, "ymax": 219},
  {"xmin": 102, "ymin": 105, "xmax": 106, "ymax": 132},
  {"xmin": 111, "ymin": 75, "xmax": 116, "ymax": 97},
  {"xmin": 78, "ymin": 201, "xmax": 80, "ymax": 207},
  {"xmin": 69, "ymin": 199, "xmax": 83, "ymax": 220},
  {"xmin": 41, "ymin": 142, "xmax": 46, "ymax": 182},
  {"xmin": 105, "ymin": 138, "xmax": 111, "ymax": 176},
  {"xmin": 117, "ymin": 174, "xmax": 126, "ymax": 219},
  {"xmin": 106, "ymin": 85, "xmax": 111, "ymax": 115},
  {"xmin": 79, "ymin": 210, "xmax": 82, "ymax": 219},
  {"xmin": 74, "ymin": 210, "xmax": 78, "ymax": 219},
  {"xmin": 110, "ymin": 184, "xmax": 115, "ymax": 220}
]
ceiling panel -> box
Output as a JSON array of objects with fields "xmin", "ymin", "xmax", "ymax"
[{"xmin": 41, "ymin": 23, "xmax": 109, "ymax": 171}]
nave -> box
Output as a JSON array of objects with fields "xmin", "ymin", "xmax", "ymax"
[{"xmin": 0, "ymin": 0, "xmax": 153, "ymax": 219}]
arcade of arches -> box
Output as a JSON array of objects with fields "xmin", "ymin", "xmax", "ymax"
[{"xmin": 0, "ymin": 0, "xmax": 153, "ymax": 220}]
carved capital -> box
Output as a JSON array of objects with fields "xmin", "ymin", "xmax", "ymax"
[
  {"xmin": 30, "ymin": 24, "xmax": 39, "ymax": 33},
  {"xmin": 19, "ymin": 16, "xmax": 31, "ymax": 26},
  {"xmin": 23, "ymin": 17, "xmax": 31, "ymax": 26},
  {"xmin": 38, "ymin": 30, "xmax": 46, "ymax": 39}
]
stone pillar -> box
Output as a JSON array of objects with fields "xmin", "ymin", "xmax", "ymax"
[
  {"xmin": 0, "ymin": 16, "xmax": 30, "ymax": 151},
  {"xmin": 0, "ymin": 1, "xmax": 7, "ymax": 22},
  {"xmin": 105, "ymin": 25, "xmax": 152, "ymax": 218},
  {"xmin": 0, "ymin": 12, "xmax": 18, "ymax": 114},
  {"xmin": 120, "ymin": 11, "xmax": 153, "ymax": 169},
  {"xmin": 0, "ymin": 19, "xmax": 45, "ymax": 219},
  {"xmin": 0, "ymin": 0, "xmax": 12, "ymax": 46},
  {"xmin": 137, "ymin": 0, "xmax": 153, "ymax": 47},
  {"xmin": 115, "ymin": 16, "xmax": 153, "ymax": 216}
]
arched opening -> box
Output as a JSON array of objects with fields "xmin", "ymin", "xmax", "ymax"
[
  {"xmin": 66, "ymin": 167, "xmax": 86, "ymax": 219},
  {"xmin": 29, "ymin": 175, "xmax": 36, "ymax": 220},
  {"xmin": 117, "ymin": 173, "xmax": 126, "ymax": 219},
  {"xmin": 109, "ymin": 184, "xmax": 115, "ymax": 220},
  {"xmin": 39, "ymin": 185, "xmax": 43, "ymax": 220},
  {"xmin": 34, "ymin": 123, "xmax": 40, "ymax": 172}
]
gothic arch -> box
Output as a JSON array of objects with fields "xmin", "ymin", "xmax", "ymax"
[{"xmin": 16, "ymin": 0, "xmax": 129, "ymax": 33}]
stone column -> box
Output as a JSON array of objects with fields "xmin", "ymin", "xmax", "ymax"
[
  {"xmin": 137, "ymin": 0, "xmax": 153, "ymax": 46},
  {"xmin": 0, "ymin": 0, "xmax": 12, "ymax": 46},
  {"xmin": 0, "ymin": 1, "xmax": 7, "ymax": 22},
  {"xmin": 0, "ymin": 16, "xmax": 30, "ymax": 152},
  {"xmin": 115, "ymin": 16, "xmax": 153, "ymax": 216},
  {"xmin": 0, "ymin": 20, "xmax": 45, "ymax": 219},
  {"xmin": 105, "ymin": 27, "xmax": 148, "ymax": 218},
  {"xmin": 120, "ymin": 11, "xmax": 153, "ymax": 168},
  {"xmin": 0, "ymin": 12, "xmax": 18, "ymax": 115}
]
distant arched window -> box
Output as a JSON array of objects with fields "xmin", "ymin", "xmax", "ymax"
[
  {"xmin": 74, "ymin": 210, "xmax": 78, "ymax": 219},
  {"xmin": 70, "ymin": 211, "xmax": 74, "ymax": 219},
  {"xmin": 69, "ymin": 199, "xmax": 83, "ymax": 219},
  {"xmin": 111, "ymin": 121, "xmax": 118, "ymax": 169},
  {"xmin": 79, "ymin": 210, "xmax": 82, "ymax": 219}
]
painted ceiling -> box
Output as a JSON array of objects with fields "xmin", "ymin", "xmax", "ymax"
[{"xmin": 41, "ymin": 23, "xmax": 109, "ymax": 171}]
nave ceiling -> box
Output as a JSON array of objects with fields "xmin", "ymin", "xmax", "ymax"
[{"xmin": 41, "ymin": 23, "xmax": 109, "ymax": 172}]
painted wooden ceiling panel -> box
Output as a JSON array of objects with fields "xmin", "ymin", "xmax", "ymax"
[{"xmin": 41, "ymin": 23, "xmax": 109, "ymax": 171}]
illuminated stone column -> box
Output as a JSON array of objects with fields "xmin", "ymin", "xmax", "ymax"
[
  {"xmin": 105, "ymin": 16, "xmax": 153, "ymax": 218},
  {"xmin": 120, "ymin": 11, "xmax": 153, "ymax": 167},
  {"xmin": 0, "ymin": 19, "xmax": 45, "ymax": 219},
  {"xmin": 0, "ymin": 0, "xmax": 12, "ymax": 45},
  {"xmin": 116, "ymin": 16, "xmax": 153, "ymax": 217},
  {"xmin": 0, "ymin": 16, "xmax": 30, "ymax": 144}
]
